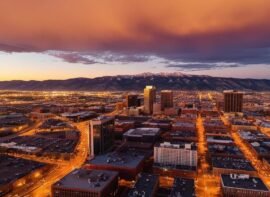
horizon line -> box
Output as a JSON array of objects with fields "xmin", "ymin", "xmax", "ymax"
[{"xmin": 0, "ymin": 72, "xmax": 270, "ymax": 82}]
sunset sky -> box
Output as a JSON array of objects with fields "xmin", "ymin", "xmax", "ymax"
[{"xmin": 0, "ymin": 0, "xmax": 270, "ymax": 80}]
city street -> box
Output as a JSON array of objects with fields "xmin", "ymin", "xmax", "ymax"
[
  {"xmin": 196, "ymin": 113, "xmax": 221, "ymax": 197},
  {"xmin": 6, "ymin": 120, "xmax": 89, "ymax": 197}
]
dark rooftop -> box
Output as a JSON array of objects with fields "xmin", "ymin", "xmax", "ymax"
[
  {"xmin": 238, "ymin": 130, "xmax": 269, "ymax": 141},
  {"xmin": 207, "ymin": 135, "xmax": 233, "ymax": 144},
  {"xmin": 53, "ymin": 168, "xmax": 118, "ymax": 192},
  {"xmin": 39, "ymin": 118, "xmax": 71, "ymax": 129},
  {"xmin": 250, "ymin": 140, "xmax": 270, "ymax": 156},
  {"xmin": 212, "ymin": 156, "xmax": 255, "ymax": 171},
  {"xmin": 0, "ymin": 155, "xmax": 45, "ymax": 186},
  {"xmin": 221, "ymin": 174, "xmax": 269, "ymax": 191},
  {"xmin": 0, "ymin": 114, "xmax": 29, "ymax": 128},
  {"xmin": 155, "ymin": 141, "xmax": 197, "ymax": 151},
  {"xmin": 156, "ymin": 187, "xmax": 171, "ymax": 197},
  {"xmin": 170, "ymin": 177, "xmax": 195, "ymax": 197},
  {"xmin": 208, "ymin": 144, "xmax": 243, "ymax": 157},
  {"xmin": 88, "ymin": 148, "xmax": 146, "ymax": 168},
  {"xmin": 154, "ymin": 163, "xmax": 197, "ymax": 171},
  {"xmin": 128, "ymin": 173, "xmax": 159, "ymax": 197},
  {"xmin": 231, "ymin": 120, "xmax": 254, "ymax": 126},
  {"xmin": 168, "ymin": 130, "xmax": 197, "ymax": 138},
  {"xmin": 124, "ymin": 128, "xmax": 161, "ymax": 138},
  {"xmin": 1, "ymin": 135, "xmax": 78, "ymax": 154}
]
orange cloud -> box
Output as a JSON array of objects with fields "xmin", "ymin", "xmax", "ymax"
[{"xmin": 0, "ymin": 0, "xmax": 270, "ymax": 54}]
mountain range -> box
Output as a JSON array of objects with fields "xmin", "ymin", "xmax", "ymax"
[{"xmin": 0, "ymin": 73, "xmax": 270, "ymax": 91}]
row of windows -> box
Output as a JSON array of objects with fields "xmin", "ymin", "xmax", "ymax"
[
  {"xmin": 53, "ymin": 189, "xmax": 99, "ymax": 197},
  {"xmin": 154, "ymin": 149, "xmax": 197, "ymax": 166},
  {"xmin": 223, "ymin": 188, "xmax": 269, "ymax": 197}
]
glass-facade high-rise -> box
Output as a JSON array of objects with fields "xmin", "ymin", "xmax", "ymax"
[{"xmin": 90, "ymin": 116, "xmax": 114, "ymax": 156}]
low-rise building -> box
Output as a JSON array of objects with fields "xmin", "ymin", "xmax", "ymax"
[
  {"xmin": 142, "ymin": 119, "xmax": 172, "ymax": 131},
  {"xmin": 52, "ymin": 168, "xmax": 119, "ymax": 197},
  {"xmin": 206, "ymin": 135, "xmax": 233, "ymax": 144},
  {"xmin": 208, "ymin": 143, "xmax": 244, "ymax": 158},
  {"xmin": 169, "ymin": 177, "xmax": 195, "ymax": 197},
  {"xmin": 204, "ymin": 119, "xmax": 228, "ymax": 135},
  {"xmin": 128, "ymin": 173, "xmax": 159, "ymax": 197},
  {"xmin": 162, "ymin": 130, "xmax": 197, "ymax": 142},
  {"xmin": 248, "ymin": 140, "xmax": 270, "ymax": 159},
  {"xmin": 212, "ymin": 156, "xmax": 256, "ymax": 176},
  {"xmin": 231, "ymin": 119, "xmax": 257, "ymax": 131},
  {"xmin": 260, "ymin": 121, "xmax": 270, "ymax": 134},
  {"xmin": 221, "ymin": 174, "xmax": 270, "ymax": 197},
  {"xmin": 85, "ymin": 148, "xmax": 147, "ymax": 180},
  {"xmin": 123, "ymin": 128, "xmax": 161, "ymax": 145},
  {"xmin": 0, "ymin": 155, "xmax": 48, "ymax": 196},
  {"xmin": 238, "ymin": 130, "xmax": 269, "ymax": 141},
  {"xmin": 172, "ymin": 121, "xmax": 196, "ymax": 131}
]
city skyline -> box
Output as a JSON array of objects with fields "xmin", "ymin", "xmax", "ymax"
[
  {"xmin": 0, "ymin": 87, "xmax": 270, "ymax": 196},
  {"xmin": 1, "ymin": 1, "xmax": 270, "ymax": 80},
  {"xmin": 1, "ymin": 1, "xmax": 270, "ymax": 196}
]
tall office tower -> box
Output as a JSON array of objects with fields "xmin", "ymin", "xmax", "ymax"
[
  {"xmin": 224, "ymin": 90, "xmax": 244, "ymax": 113},
  {"xmin": 144, "ymin": 86, "xmax": 156, "ymax": 114},
  {"xmin": 160, "ymin": 90, "xmax": 173, "ymax": 111},
  {"xmin": 89, "ymin": 116, "xmax": 114, "ymax": 156},
  {"xmin": 126, "ymin": 94, "xmax": 138, "ymax": 108}
]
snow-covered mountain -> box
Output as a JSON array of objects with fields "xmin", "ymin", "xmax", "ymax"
[{"xmin": 0, "ymin": 73, "xmax": 269, "ymax": 91}]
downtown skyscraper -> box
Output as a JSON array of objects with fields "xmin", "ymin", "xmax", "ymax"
[{"xmin": 144, "ymin": 86, "xmax": 156, "ymax": 114}]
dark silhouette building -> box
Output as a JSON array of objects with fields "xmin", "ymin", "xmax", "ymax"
[
  {"xmin": 224, "ymin": 90, "xmax": 243, "ymax": 113},
  {"xmin": 126, "ymin": 94, "xmax": 139, "ymax": 108},
  {"xmin": 160, "ymin": 90, "xmax": 173, "ymax": 111}
]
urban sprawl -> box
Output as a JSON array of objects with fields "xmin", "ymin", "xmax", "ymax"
[{"xmin": 0, "ymin": 88, "xmax": 270, "ymax": 197}]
